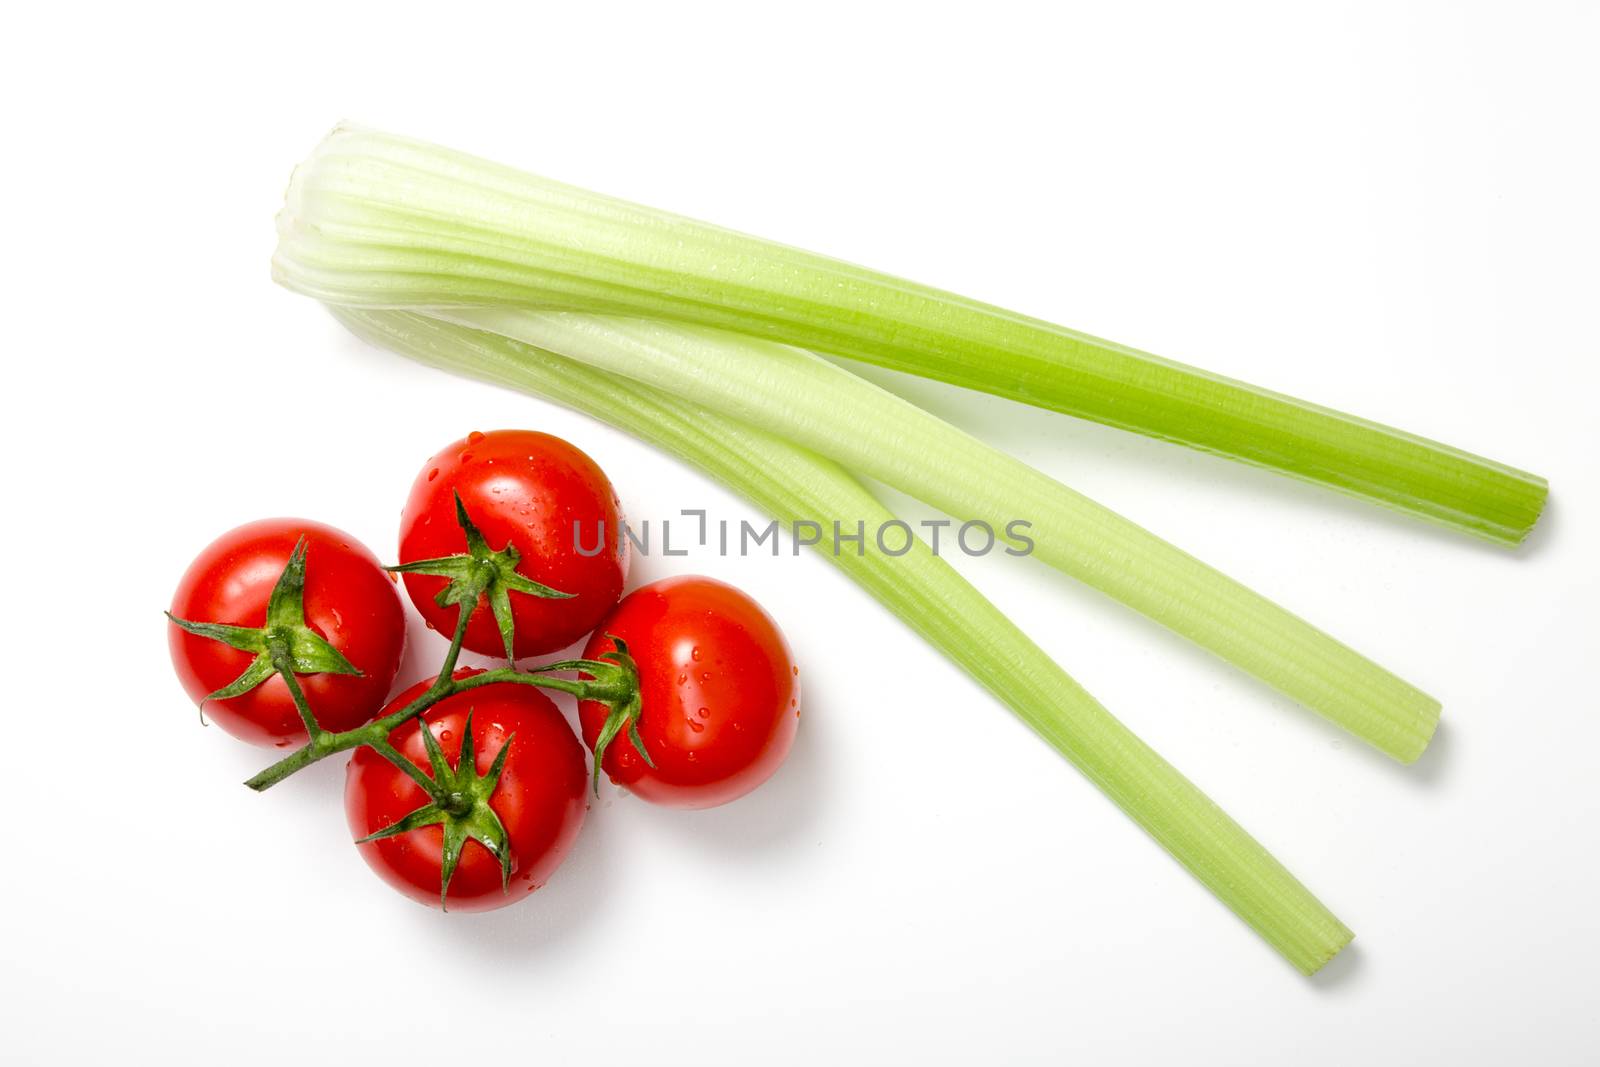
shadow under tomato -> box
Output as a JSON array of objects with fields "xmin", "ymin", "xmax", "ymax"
[
  {"xmin": 615, "ymin": 661, "xmax": 833, "ymax": 861},
  {"xmin": 403, "ymin": 782, "xmax": 620, "ymax": 961}
]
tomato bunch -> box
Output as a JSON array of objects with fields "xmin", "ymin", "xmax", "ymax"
[{"xmin": 168, "ymin": 430, "xmax": 799, "ymax": 910}]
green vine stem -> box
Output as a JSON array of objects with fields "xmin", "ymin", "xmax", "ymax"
[{"xmin": 243, "ymin": 610, "xmax": 638, "ymax": 792}]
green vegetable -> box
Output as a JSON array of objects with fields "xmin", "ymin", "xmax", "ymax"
[
  {"xmin": 428, "ymin": 308, "xmax": 1436, "ymax": 762},
  {"xmin": 274, "ymin": 124, "xmax": 1546, "ymax": 545},
  {"xmin": 273, "ymin": 137, "xmax": 1442, "ymax": 761},
  {"xmin": 330, "ymin": 306, "xmax": 1354, "ymax": 974}
]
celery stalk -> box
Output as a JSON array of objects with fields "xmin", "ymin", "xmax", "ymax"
[
  {"xmin": 274, "ymin": 125, "xmax": 1546, "ymax": 545},
  {"xmin": 430, "ymin": 308, "xmax": 1438, "ymax": 762},
  {"xmin": 329, "ymin": 305, "xmax": 1354, "ymax": 974}
]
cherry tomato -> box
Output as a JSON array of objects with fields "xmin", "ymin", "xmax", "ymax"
[
  {"xmin": 345, "ymin": 671, "xmax": 588, "ymax": 911},
  {"xmin": 580, "ymin": 576, "xmax": 799, "ymax": 808},
  {"xmin": 399, "ymin": 430, "xmax": 627, "ymax": 658},
  {"xmin": 168, "ymin": 519, "xmax": 406, "ymax": 748}
]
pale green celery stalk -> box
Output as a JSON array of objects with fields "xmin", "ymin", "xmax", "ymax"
[
  {"xmin": 329, "ymin": 305, "xmax": 1353, "ymax": 974},
  {"xmin": 430, "ymin": 308, "xmax": 1439, "ymax": 762},
  {"xmin": 277, "ymin": 210, "xmax": 1442, "ymax": 762},
  {"xmin": 273, "ymin": 124, "xmax": 1547, "ymax": 545}
]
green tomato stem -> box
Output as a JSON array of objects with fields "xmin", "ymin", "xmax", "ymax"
[
  {"xmin": 432, "ymin": 574, "xmax": 479, "ymax": 684},
  {"xmin": 268, "ymin": 642, "xmax": 326, "ymax": 741}
]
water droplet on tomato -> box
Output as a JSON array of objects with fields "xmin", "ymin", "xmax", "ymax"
[
  {"xmin": 274, "ymin": 740, "xmax": 290, "ymax": 748},
  {"xmin": 700, "ymin": 672, "xmax": 710, "ymax": 682},
  {"xmin": 687, "ymin": 719, "xmax": 704, "ymax": 733},
  {"xmin": 440, "ymin": 730, "xmax": 452, "ymax": 741},
  {"xmin": 676, "ymin": 674, "xmax": 687, "ymax": 685},
  {"xmin": 792, "ymin": 665, "xmax": 799, "ymax": 676},
  {"xmin": 697, "ymin": 707, "xmax": 709, "ymax": 718},
  {"xmin": 460, "ymin": 452, "xmax": 474, "ymax": 464},
  {"xmin": 467, "ymin": 430, "xmax": 486, "ymax": 444},
  {"xmin": 427, "ymin": 467, "xmax": 440, "ymax": 482},
  {"xmin": 691, "ymin": 647, "xmax": 702, "ymax": 661}
]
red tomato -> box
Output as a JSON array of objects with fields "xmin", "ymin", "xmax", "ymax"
[
  {"xmin": 345, "ymin": 671, "xmax": 589, "ymax": 911},
  {"xmin": 168, "ymin": 519, "xmax": 406, "ymax": 747},
  {"xmin": 580, "ymin": 576, "xmax": 799, "ymax": 808},
  {"xmin": 399, "ymin": 430, "xmax": 627, "ymax": 658}
]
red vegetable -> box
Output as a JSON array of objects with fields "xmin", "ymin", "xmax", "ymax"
[
  {"xmin": 345, "ymin": 671, "xmax": 588, "ymax": 911},
  {"xmin": 580, "ymin": 576, "xmax": 799, "ymax": 808},
  {"xmin": 398, "ymin": 429, "xmax": 626, "ymax": 659},
  {"xmin": 168, "ymin": 519, "xmax": 405, "ymax": 747}
]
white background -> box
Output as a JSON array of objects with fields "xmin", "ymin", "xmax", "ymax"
[{"xmin": 4, "ymin": 2, "xmax": 1597, "ymax": 1063}]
